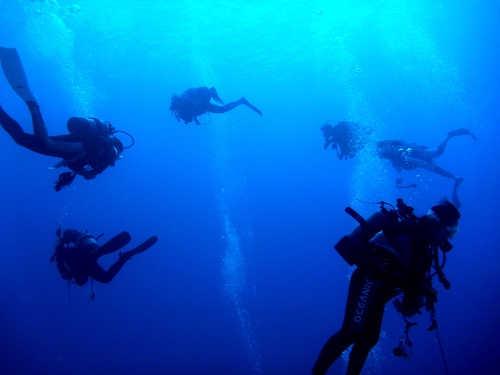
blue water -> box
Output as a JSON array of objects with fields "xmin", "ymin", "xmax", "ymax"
[{"xmin": 0, "ymin": 1, "xmax": 499, "ymax": 374}]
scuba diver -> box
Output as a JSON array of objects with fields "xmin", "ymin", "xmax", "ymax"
[
  {"xmin": 51, "ymin": 226, "xmax": 158, "ymax": 287},
  {"xmin": 321, "ymin": 120, "xmax": 372, "ymax": 160},
  {"xmin": 170, "ymin": 86, "xmax": 263, "ymax": 125},
  {"xmin": 376, "ymin": 129, "xmax": 476, "ymax": 207},
  {"xmin": 312, "ymin": 198, "xmax": 460, "ymax": 375},
  {"xmin": 0, "ymin": 47, "xmax": 134, "ymax": 191},
  {"xmin": 376, "ymin": 129, "xmax": 477, "ymax": 178}
]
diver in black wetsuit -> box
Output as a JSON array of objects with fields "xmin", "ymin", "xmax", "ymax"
[
  {"xmin": 0, "ymin": 47, "xmax": 133, "ymax": 191},
  {"xmin": 170, "ymin": 86, "xmax": 263, "ymax": 125},
  {"xmin": 376, "ymin": 129, "xmax": 476, "ymax": 180},
  {"xmin": 312, "ymin": 199, "xmax": 460, "ymax": 375},
  {"xmin": 51, "ymin": 227, "xmax": 158, "ymax": 286},
  {"xmin": 376, "ymin": 129, "xmax": 476, "ymax": 209}
]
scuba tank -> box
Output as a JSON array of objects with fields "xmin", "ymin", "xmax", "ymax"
[
  {"xmin": 74, "ymin": 231, "xmax": 99, "ymax": 256},
  {"xmin": 334, "ymin": 205, "xmax": 396, "ymax": 266},
  {"xmin": 334, "ymin": 199, "xmax": 414, "ymax": 267},
  {"xmin": 67, "ymin": 117, "xmax": 113, "ymax": 137}
]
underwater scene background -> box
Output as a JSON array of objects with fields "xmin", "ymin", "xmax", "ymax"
[{"xmin": 0, "ymin": 0, "xmax": 499, "ymax": 374}]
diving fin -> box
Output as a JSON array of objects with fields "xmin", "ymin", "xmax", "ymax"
[
  {"xmin": 0, "ymin": 47, "xmax": 37, "ymax": 102},
  {"xmin": 120, "ymin": 236, "xmax": 158, "ymax": 260},
  {"xmin": 240, "ymin": 97, "xmax": 263, "ymax": 116},
  {"xmin": 99, "ymin": 231, "xmax": 132, "ymax": 255}
]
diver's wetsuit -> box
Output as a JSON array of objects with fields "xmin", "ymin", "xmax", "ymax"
[
  {"xmin": 313, "ymin": 220, "xmax": 435, "ymax": 375},
  {"xmin": 170, "ymin": 86, "xmax": 262, "ymax": 124},
  {"xmin": 0, "ymin": 102, "xmax": 82, "ymax": 157},
  {"xmin": 376, "ymin": 139, "xmax": 441, "ymax": 171},
  {"xmin": 55, "ymin": 241, "xmax": 129, "ymax": 285},
  {"xmin": 54, "ymin": 230, "xmax": 131, "ymax": 285},
  {"xmin": 312, "ymin": 263, "xmax": 397, "ymax": 375},
  {"xmin": 376, "ymin": 129, "xmax": 475, "ymax": 178},
  {"xmin": 0, "ymin": 102, "xmax": 120, "ymax": 180},
  {"xmin": 53, "ymin": 229, "xmax": 158, "ymax": 286}
]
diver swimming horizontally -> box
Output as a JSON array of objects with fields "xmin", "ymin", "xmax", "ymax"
[
  {"xmin": 376, "ymin": 129, "xmax": 476, "ymax": 208},
  {"xmin": 170, "ymin": 86, "xmax": 263, "ymax": 125},
  {"xmin": 376, "ymin": 128, "xmax": 477, "ymax": 182},
  {"xmin": 0, "ymin": 47, "xmax": 134, "ymax": 191}
]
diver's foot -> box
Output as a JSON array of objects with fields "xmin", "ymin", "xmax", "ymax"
[
  {"xmin": 448, "ymin": 128, "xmax": 477, "ymax": 141},
  {"xmin": 119, "ymin": 236, "xmax": 159, "ymax": 260}
]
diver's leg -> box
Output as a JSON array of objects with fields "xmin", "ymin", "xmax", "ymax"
[
  {"xmin": 97, "ymin": 232, "xmax": 132, "ymax": 256},
  {"xmin": 90, "ymin": 237, "xmax": 157, "ymax": 282},
  {"xmin": 206, "ymin": 101, "xmax": 242, "ymax": 114},
  {"xmin": 433, "ymin": 165, "xmax": 461, "ymax": 180},
  {"xmin": 404, "ymin": 156, "xmax": 460, "ymax": 180},
  {"xmin": 432, "ymin": 128, "xmax": 477, "ymax": 157},
  {"xmin": 26, "ymin": 101, "xmax": 83, "ymax": 154},
  {"xmin": 1, "ymin": 105, "xmax": 78, "ymax": 157},
  {"xmin": 345, "ymin": 333, "xmax": 379, "ymax": 375},
  {"xmin": 0, "ymin": 105, "xmax": 37, "ymax": 146},
  {"xmin": 312, "ymin": 267, "xmax": 371, "ymax": 374},
  {"xmin": 312, "ymin": 329, "xmax": 355, "ymax": 375},
  {"xmin": 206, "ymin": 98, "xmax": 263, "ymax": 116},
  {"xmin": 25, "ymin": 101, "xmax": 48, "ymax": 139},
  {"xmin": 452, "ymin": 177, "xmax": 464, "ymax": 210},
  {"xmin": 447, "ymin": 128, "xmax": 477, "ymax": 141},
  {"xmin": 431, "ymin": 137, "xmax": 452, "ymax": 158},
  {"xmin": 209, "ymin": 87, "xmax": 224, "ymax": 105},
  {"xmin": 345, "ymin": 279, "xmax": 394, "ymax": 375},
  {"xmin": 89, "ymin": 258, "xmax": 127, "ymax": 284}
]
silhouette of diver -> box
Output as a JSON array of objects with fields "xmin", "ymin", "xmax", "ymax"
[
  {"xmin": 313, "ymin": 199, "xmax": 460, "ymax": 375},
  {"xmin": 0, "ymin": 47, "xmax": 133, "ymax": 191},
  {"xmin": 50, "ymin": 226, "xmax": 158, "ymax": 286},
  {"xmin": 377, "ymin": 128, "xmax": 476, "ymax": 209},
  {"xmin": 321, "ymin": 120, "xmax": 372, "ymax": 159},
  {"xmin": 170, "ymin": 86, "xmax": 262, "ymax": 125}
]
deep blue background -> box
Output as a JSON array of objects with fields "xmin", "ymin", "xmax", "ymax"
[{"xmin": 0, "ymin": 1, "xmax": 499, "ymax": 374}]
